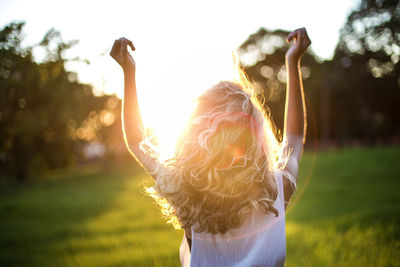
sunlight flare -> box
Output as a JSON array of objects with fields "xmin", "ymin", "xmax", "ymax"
[{"xmin": 141, "ymin": 99, "xmax": 197, "ymax": 161}]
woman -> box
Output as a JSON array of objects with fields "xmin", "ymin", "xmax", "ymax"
[{"xmin": 110, "ymin": 27, "xmax": 311, "ymax": 266}]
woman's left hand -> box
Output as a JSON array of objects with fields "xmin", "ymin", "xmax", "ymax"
[{"xmin": 285, "ymin": 28, "xmax": 311, "ymax": 63}]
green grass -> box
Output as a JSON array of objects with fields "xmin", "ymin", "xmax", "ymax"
[
  {"xmin": 0, "ymin": 146, "xmax": 399, "ymax": 266},
  {"xmin": 286, "ymin": 146, "xmax": 400, "ymax": 267}
]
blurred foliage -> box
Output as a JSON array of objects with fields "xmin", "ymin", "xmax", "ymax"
[
  {"xmin": 239, "ymin": 0, "xmax": 400, "ymax": 147},
  {"xmin": 238, "ymin": 29, "xmax": 320, "ymax": 142},
  {"xmin": 332, "ymin": 0, "xmax": 400, "ymax": 144},
  {"xmin": 0, "ymin": 22, "xmax": 129, "ymax": 181},
  {"xmin": 1, "ymin": 0, "xmax": 400, "ymax": 180}
]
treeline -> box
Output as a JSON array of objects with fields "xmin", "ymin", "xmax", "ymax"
[
  {"xmin": 239, "ymin": 0, "xmax": 400, "ymax": 147},
  {"xmin": 0, "ymin": 22, "xmax": 129, "ymax": 180},
  {"xmin": 1, "ymin": 0, "xmax": 399, "ymax": 180}
]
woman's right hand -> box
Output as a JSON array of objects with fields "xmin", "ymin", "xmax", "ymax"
[{"xmin": 110, "ymin": 37, "xmax": 136, "ymax": 73}]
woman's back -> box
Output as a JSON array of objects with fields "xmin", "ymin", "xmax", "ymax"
[
  {"xmin": 181, "ymin": 170, "xmax": 286, "ymax": 267},
  {"xmin": 110, "ymin": 27, "xmax": 311, "ymax": 267}
]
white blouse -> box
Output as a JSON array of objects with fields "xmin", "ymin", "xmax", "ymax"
[
  {"xmin": 179, "ymin": 135, "xmax": 303, "ymax": 267},
  {"xmin": 180, "ymin": 170, "xmax": 287, "ymax": 267}
]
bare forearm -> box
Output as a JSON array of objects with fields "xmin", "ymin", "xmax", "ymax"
[
  {"xmin": 121, "ymin": 70, "xmax": 160, "ymax": 173},
  {"xmin": 282, "ymin": 59, "xmax": 306, "ymax": 206},
  {"xmin": 279, "ymin": 28, "xmax": 311, "ymax": 207},
  {"xmin": 111, "ymin": 37, "xmax": 160, "ymax": 177},
  {"xmin": 122, "ymin": 69, "xmax": 143, "ymax": 149},
  {"xmin": 283, "ymin": 58, "xmax": 307, "ymax": 140},
  {"xmin": 122, "ymin": 71, "xmax": 162, "ymax": 176}
]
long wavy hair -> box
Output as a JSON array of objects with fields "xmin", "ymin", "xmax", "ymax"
[{"xmin": 144, "ymin": 78, "xmax": 291, "ymax": 234}]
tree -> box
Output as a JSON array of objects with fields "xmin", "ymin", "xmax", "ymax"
[
  {"xmin": 239, "ymin": 0, "xmax": 400, "ymax": 147},
  {"xmin": 238, "ymin": 28, "xmax": 322, "ymax": 144},
  {"xmin": 333, "ymin": 0, "xmax": 400, "ymax": 144},
  {"xmin": 0, "ymin": 22, "xmax": 126, "ymax": 180}
]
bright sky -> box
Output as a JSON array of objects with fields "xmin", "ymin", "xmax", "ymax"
[{"xmin": 0, "ymin": 0, "xmax": 359, "ymax": 153}]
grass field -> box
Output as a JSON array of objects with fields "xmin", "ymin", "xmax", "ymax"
[{"xmin": 0, "ymin": 146, "xmax": 399, "ymax": 266}]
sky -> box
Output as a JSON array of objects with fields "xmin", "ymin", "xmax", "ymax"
[{"xmin": 0, "ymin": 0, "xmax": 360, "ymax": 152}]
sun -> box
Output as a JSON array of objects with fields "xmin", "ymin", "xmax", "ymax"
[{"xmin": 140, "ymin": 98, "xmax": 197, "ymax": 161}]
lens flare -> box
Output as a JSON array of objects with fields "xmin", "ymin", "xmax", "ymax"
[{"xmin": 141, "ymin": 103, "xmax": 197, "ymax": 161}]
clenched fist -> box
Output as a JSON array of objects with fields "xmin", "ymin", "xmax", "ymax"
[
  {"xmin": 285, "ymin": 28, "xmax": 311, "ymax": 63},
  {"xmin": 110, "ymin": 37, "xmax": 136, "ymax": 73}
]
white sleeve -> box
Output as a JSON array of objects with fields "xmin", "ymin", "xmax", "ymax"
[{"xmin": 280, "ymin": 134, "xmax": 304, "ymax": 184}]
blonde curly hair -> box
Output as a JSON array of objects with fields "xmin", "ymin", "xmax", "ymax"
[{"xmin": 145, "ymin": 79, "xmax": 288, "ymax": 234}]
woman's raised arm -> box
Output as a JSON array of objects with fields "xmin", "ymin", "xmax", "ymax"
[
  {"xmin": 110, "ymin": 38, "xmax": 159, "ymax": 176},
  {"xmin": 282, "ymin": 28, "xmax": 311, "ymax": 205}
]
